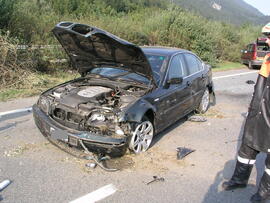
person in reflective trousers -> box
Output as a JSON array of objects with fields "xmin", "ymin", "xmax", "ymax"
[{"xmin": 222, "ymin": 22, "xmax": 270, "ymax": 203}]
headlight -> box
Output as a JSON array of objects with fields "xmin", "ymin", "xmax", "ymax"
[
  {"xmin": 89, "ymin": 113, "xmax": 106, "ymax": 122},
  {"xmin": 38, "ymin": 97, "xmax": 50, "ymax": 113}
]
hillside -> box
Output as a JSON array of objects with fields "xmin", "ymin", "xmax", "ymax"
[{"xmin": 173, "ymin": 0, "xmax": 270, "ymax": 25}]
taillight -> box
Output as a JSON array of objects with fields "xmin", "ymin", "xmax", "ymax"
[{"xmin": 252, "ymin": 45, "xmax": 257, "ymax": 60}]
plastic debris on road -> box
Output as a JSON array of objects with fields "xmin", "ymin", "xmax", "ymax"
[
  {"xmin": 177, "ymin": 147, "xmax": 195, "ymax": 160},
  {"xmin": 187, "ymin": 115, "xmax": 207, "ymax": 122},
  {"xmin": 246, "ymin": 80, "xmax": 255, "ymax": 84},
  {"xmin": 0, "ymin": 180, "xmax": 11, "ymax": 192},
  {"xmin": 146, "ymin": 176, "xmax": 165, "ymax": 185},
  {"xmin": 85, "ymin": 163, "xmax": 97, "ymax": 169}
]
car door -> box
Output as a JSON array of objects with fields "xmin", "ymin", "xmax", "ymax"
[
  {"xmin": 157, "ymin": 54, "xmax": 192, "ymax": 128},
  {"xmin": 183, "ymin": 53, "xmax": 205, "ymax": 108}
]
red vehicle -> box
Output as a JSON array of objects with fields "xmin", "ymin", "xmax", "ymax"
[{"xmin": 241, "ymin": 37, "xmax": 270, "ymax": 69}]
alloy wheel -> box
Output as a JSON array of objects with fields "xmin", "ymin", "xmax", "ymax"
[
  {"xmin": 129, "ymin": 121, "xmax": 154, "ymax": 154},
  {"xmin": 200, "ymin": 89, "xmax": 210, "ymax": 113}
]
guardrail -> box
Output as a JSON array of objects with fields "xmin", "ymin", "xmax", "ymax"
[{"xmin": 16, "ymin": 45, "xmax": 62, "ymax": 50}]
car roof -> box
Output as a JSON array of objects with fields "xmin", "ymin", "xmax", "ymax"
[{"xmin": 141, "ymin": 46, "xmax": 189, "ymax": 56}]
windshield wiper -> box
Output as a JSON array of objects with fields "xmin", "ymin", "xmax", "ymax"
[
  {"xmin": 86, "ymin": 73, "xmax": 114, "ymax": 81},
  {"xmin": 115, "ymin": 75, "xmax": 146, "ymax": 85},
  {"xmin": 109, "ymin": 71, "xmax": 131, "ymax": 79}
]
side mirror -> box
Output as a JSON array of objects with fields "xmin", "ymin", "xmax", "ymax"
[{"xmin": 167, "ymin": 77, "xmax": 183, "ymax": 85}]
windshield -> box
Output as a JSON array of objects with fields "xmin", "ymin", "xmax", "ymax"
[
  {"xmin": 88, "ymin": 54, "xmax": 165, "ymax": 85},
  {"xmin": 145, "ymin": 54, "xmax": 166, "ymax": 84},
  {"xmin": 88, "ymin": 67, "xmax": 150, "ymax": 84}
]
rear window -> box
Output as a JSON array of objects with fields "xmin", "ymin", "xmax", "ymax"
[{"xmin": 257, "ymin": 45, "xmax": 269, "ymax": 51}]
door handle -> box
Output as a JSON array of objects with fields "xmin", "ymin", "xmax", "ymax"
[{"xmin": 186, "ymin": 81, "xmax": 191, "ymax": 86}]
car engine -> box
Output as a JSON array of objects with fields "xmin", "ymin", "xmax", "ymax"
[{"xmin": 38, "ymin": 78, "xmax": 147, "ymax": 137}]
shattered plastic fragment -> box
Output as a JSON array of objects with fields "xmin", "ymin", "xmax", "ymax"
[
  {"xmin": 146, "ymin": 176, "xmax": 165, "ymax": 185},
  {"xmin": 177, "ymin": 147, "xmax": 195, "ymax": 160},
  {"xmin": 187, "ymin": 115, "xmax": 207, "ymax": 122},
  {"xmin": 85, "ymin": 163, "xmax": 97, "ymax": 168},
  {"xmin": 0, "ymin": 180, "xmax": 11, "ymax": 192},
  {"xmin": 246, "ymin": 80, "xmax": 255, "ymax": 85}
]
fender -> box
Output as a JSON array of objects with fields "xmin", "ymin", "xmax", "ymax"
[{"xmin": 118, "ymin": 99, "xmax": 157, "ymax": 123}]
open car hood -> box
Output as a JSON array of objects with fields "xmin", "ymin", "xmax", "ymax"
[{"xmin": 52, "ymin": 22, "xmax": 156, "ymax": 85}]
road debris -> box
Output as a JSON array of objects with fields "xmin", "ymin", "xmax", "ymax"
[
  {"xmin": 85, "ymin": 163, "xmax": 97, "ymax": 169},
  {"xmin": 177, "ymin": 147, "xmax": 195, "ymax": 160},
  {"xmin": 79, "ymin": 140, "xmax": 118, "ymax": 172},
  {"xmin": 246, "ymin": 80, "xmax": 255, "ymax": 84},
  {"xmin": 146, "ymin": 176, "xmax": 165, "ymax": 185},
  {"xmin": 0, "ymin": 180, "xmax": 11, "ymax": 192},
  {"xmin": 4, "ymin": 143, "xmax": 37, "ymax": 157},
  {"xmin": 187, "ymin": 115, "xmax": 207, "ymax": 122}
]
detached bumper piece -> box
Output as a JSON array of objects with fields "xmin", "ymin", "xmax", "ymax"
[{"xmin": 33, "ymin": 105, "xmax": 128, "ymax": 156}]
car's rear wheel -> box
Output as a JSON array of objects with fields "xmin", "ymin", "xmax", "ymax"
[
  {"xmin": 129, "ymin": 117, "xmax": 154, "ymax": 154},
  {"xmin": 196, "ymin": 89, "xmax": 210, "ymax": 114}
]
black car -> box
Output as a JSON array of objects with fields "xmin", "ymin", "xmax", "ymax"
[{"xmin": 33, "ymin": 22, "xmax": 214, "ymax": 156}]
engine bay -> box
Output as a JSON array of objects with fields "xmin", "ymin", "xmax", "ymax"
[{"xmin": 38, "ymin": 78, "xmax": 148, "ymax": 136}]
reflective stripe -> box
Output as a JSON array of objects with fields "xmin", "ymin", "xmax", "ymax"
[
  {"xmin": 237, "ymin": 156, "xmax": 256, "ymax": 165},
  {"xmin": 266, "ymin": 168, "xmax": 270, "ymax": 176}
]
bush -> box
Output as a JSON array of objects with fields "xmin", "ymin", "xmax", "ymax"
[{"xmin": 1, "ymin": 0, "xmax": 262, "ymax": 67}]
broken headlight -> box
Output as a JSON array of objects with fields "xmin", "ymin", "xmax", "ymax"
[{"xmin": 38, "ymin": 97, "xmax": 50, "ymax": 114}]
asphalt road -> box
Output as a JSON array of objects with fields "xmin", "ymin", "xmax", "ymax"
[{"xmin": 0, "ymin": 68, "xmax": 268, "ymax": 203}]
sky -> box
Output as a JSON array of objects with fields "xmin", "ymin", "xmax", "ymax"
[{"xmin": 243, "ymin": 0, "xmax": 270, "ymax": 15}]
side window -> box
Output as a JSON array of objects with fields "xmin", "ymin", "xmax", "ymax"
[
  {"xmin": 179, "ymin": 54, "xmax": 188, "ymax": 77},
  {"xmin": 184, "ymin": 54, "xmax": 200, "ymax": 75},
  {"xmin": 248, "ymin": 44, "xmax": 254, "ymax": 52},
  {"xmin": 167, "ymin": 55, "xmax": 184, "ymax": 80}
]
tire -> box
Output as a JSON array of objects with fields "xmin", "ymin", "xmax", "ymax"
[
  {"xmin": 248, "ymin": 61, "xmax": 253, "ymax": 69},
  {"xmin": 196, "ymin": 89, "xmax": 210, "ymax": 114},
  {"xmin": 129, "ymin": 116, "xmax": 154, "ymax": 154}
]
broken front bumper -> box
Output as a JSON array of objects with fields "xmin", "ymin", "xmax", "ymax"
[{"xmin": 33, "ymin": 105, "xmax": 128, "ymax": 156}]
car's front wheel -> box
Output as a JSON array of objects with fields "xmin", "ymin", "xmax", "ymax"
[
  {"xmin": 196, "ymin": 89, "xmax": 210, "ymax": 114},
  {"xmin": 129, "ymin": 117, "xmax": 154, "ymax": 154}
]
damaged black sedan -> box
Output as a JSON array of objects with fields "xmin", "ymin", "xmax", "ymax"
[{"xmin": 33, "ymin": 22, "xmax": 214, "ymax": 156}]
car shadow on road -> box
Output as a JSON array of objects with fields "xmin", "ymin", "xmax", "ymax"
[
  {"xmin": 150, "ymin": 115, "xmax": 188, "ymax": 148},
  {"xmin": 202, "ymin": 115, "xmax": 267, "ymax": 202}
]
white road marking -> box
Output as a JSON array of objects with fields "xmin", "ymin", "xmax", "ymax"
[
  {"xmin": 0, "ymin": 107, "xmax": 32, "ymax": 118},
  {"xmin": 70, "ymin": 184, "xmax": 117, "ymax": 203},
  {"xmin": 213, "ymin": 71, "xmax": 258, "ymax": 80},
  {"xmin": 0, "ymin": 180, "xmax": 11, "ymax": 191}
]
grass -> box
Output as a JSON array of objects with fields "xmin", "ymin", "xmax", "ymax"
[
  {"xmin": 0, "ymin": 70, "xmax": 78, "ymax": 102},
  {"xmin": 212, "ymin": 61, "xmax": 246, "ymax": 72}
]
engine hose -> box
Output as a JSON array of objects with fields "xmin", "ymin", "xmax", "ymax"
[{"xmin": 79, "ymin": 140, "xmax": 119, "ymax": 172}]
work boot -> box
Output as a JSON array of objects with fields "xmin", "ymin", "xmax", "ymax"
[
  {"xmin": 250, "ymin": 172, "xmax": 270, "ymax": 203},
  {"xmin": 222, "ymin": 160, "xmax": 253, "ymax": 191}
]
